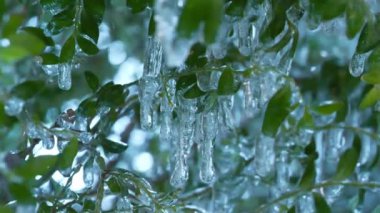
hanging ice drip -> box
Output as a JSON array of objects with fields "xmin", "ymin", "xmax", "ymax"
[
  {"xmin": 139, "ymin": 37, "xmax": 163, "ymax": 130},
  {"xmin": 170, "ymin": 95, "xmax": 197, "ymax": 187}
]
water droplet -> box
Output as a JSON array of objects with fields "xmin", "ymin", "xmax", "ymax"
[
  {"xmin": 4, "ymin": 97, "xmax": 24, "ymax": 116},
  {"xmin": 58, "ymin": 63, "xmax": 72, "ymax": 90},
  {"xmin": 349, "ymin": 53, "xmax": 367, "ymax": 77}
]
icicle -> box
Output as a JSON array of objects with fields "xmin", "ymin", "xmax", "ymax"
[
  {"xmin": 170, "ymin": 97, "xmax": 197, "ymax": 187},
  {"xmin": 254, "ymin": 135, "xmax": 275, "ymax": 177},
  {"xmin": 235, "ymin": 19, "xmax": 252, "ymax": 56},
  {"xmin": 155, "ymin": 0, "xmax": 192, "ymax": 67},
  {"xmin": 139, "ymin": 78, "xmax": 160, "ymax": 130},
  {"xmin": 276, "ymin": 150, "xmax": 289, "ymax": 192},
  {"xmin": 139, "ymin": 37, "xmax": 163, "ymax": 130},
  {"xmin": 58, "ymin": 63, "xmax": 72, "ymax": 90},
  {"xmin": 218, "ymin": 96, "xmax": 234, "ymax": 133},
  {"xmin": 199, "ymin": 109, "xmax": 217, "ymax": 184},
  {"xmin": 243, "ymin": 79, "xmax": 256, "ymax": 117},
  {"xmin": 4, "ymin": 97, "xmax": 24, "ymax": 116},
  {"xmin": 83, "ymin": 159, "xmax": 95, "ymax": 187},
  {"xmin": 143, "ymin": 37, "xmax": 163, "ymax": 77},
  {"xmin": 349, "ymin": 53, "xmax": 367, "ymax": 77}
]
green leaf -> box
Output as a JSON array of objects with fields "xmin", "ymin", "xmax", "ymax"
[
  {"xmin": 346, "ymin": 0, "xmax": 368, "ymax": 39},
  {"xmin": 262, "ymin": 84, "xmax": 292, "ymax": 137},
  {"xmin": 7, "ymin": 31, "xmax": 45, "ymax": 55},
  {"xmin": 148, "ymin": 12, "xmax": 155, "ymax": 36},
  {"xmin": 77, "ymin": 34, "xmax": 99, "ymax": 55},
  {"xmin": 83, "ymin": 0, "xmax": 105, "ymax": 24},
  {"xmin": 60, "ymin": 35, "xmax": 75, "ymax": 62},
  {"xmin": 84, "ymin": 71, "xmax": 100, "ymax": 92},
  {"xmin": 359, "ymin": 85, "xmax": 380, "ymax": 109},
  {"xmin": 101, "ymin": 137, "xmax": 128, "ymax": 153},
  {"xmin": 185, "ymin": 43, "xmax": 207, "ymax": 68},
  {"xmin": 2, "ymin": 14, "xmax": 24, "ymax": 38},
  {"xmin": 106, "ymin": 176, "xmax": 122, "ymax": 193},
  {"xmin": 309, "ymin": 0, "xmax": 346, "ymax": 21},
  {"xmin": 298, "ymin": 159, "xmax": 316, "ymax": 189},
  {"xmin": 126, "ymin": 0, "xmax": 152, "ymax": 13},
  {"xmin": 177, "ymin": 0, "xmax": 223, "ymax": 43},
  {"xmin": 0, "ymin": 46, "xmax": 30, "ymax": 63},
  {"xmin": 299, "ymin": 107, "xmax": 314, "ymax": 129},
  {"xmin": 97, "ymin": 82, "xmax": 125, "ymax": 107},
  {"xmin": 9, "ymin": 183, "xmax": 34, "ymax": 203},
  {"xmin": 226, "ymin": 0, "xmax": 247, "ymax": 17},
  {"xmin": 40, "ymin": 53, "xmax": 60, "ymax": 65},
  {"xmin": 176, "ymin": 74, "xmax": 197, "ymax": 91},
  {"xmin": 78, "ymin": 98, "xmax": 97, "ymax": 118},
  {"xmin": 313, "ymin": 192, "xmax": 331, "ymax": 213},
  {"xmin": 47, "ymin": 7, "xmax": 76, "ymax": 34},
  {"xmin": 58, "ymin": 138, "xmax": 78, "ymax": 170},
  {"xmin": 312, "ymin": 100, "xmax": 344, "ymax": 115},
  {"xmin": 333, "ymin": 146, "xmax": 360, "ymax": 181},
  {"xmin": 287, "ymin": 206, "xmax": 296, "ymax": 213},
  {"xmin": 0, "ymin": 206, "xmax": 13, "ymax": 213},
  {"xmin": 22, "ymin": 27, "xmax": 54, "ymax": 46},
  {"xmin": 80, "ymin": 10, "xmax": 99, "ymax": 42},
  {"xmin": 15, "ymin": 155, "xmax": 58, "ymax": 179},
  {"xmin": 183, "ymin": 84, "xmax": 206, "ymax": 99},
  {"xmin": 217, "ymin": 69, "xmax": 239, "ymax": 95},
  {"xmin": 356, "ymin": 17, "xmax": 380, "ymax": 54},
  {"xmin": 11, "ymin": 80, "xmax": 45, "ymax": 99}
]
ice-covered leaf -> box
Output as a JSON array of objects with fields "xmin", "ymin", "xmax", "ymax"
[
  {"xmin": 58, "ymin": 138, "xmax": 78, "ymax": 170},
  {"xmin": 40, "ymin": 53, "xmax": 60, "ymax": 65},
  {"xmin": 312, "ymin": 100, "xmax": 344, "ymax": 115},
  {"xmin": 298, "ymin": 159, "xmax": 316, "ymax": 189},
  {"xmin": 177, "ymin": 0, "xmax": 223, "ymax": 43},
  {"xmin": 185, "ymin": 43, "xmax": 207, "ymax": 68},
  {"xmin": 359, "ymin": 85, "xmax": 380, "ymax": 109},
  {"xmin": 9, "ymin": 183, "xmax": 34, "ymax": 203},
  {"xmin": 60, "ymin": 35, "xmax": 75, "ymax": 62},
  {"xmin": 225, "ymin": 0, "xmax": 247, "ymax": 17},
  {"xmin": 184, "ymin": 84, "xmax": 206, "ymax": 99},
  {"xmin": 313, "ymin": 192, "xmax": 331, "ymax": 213},
  {"xmin": 84, "ymin": 71, "xmax": 100, "ymax": 92},
  {"xmin": 80, "ymin": 10, "xmax": 99, "ymax": 42},
  {"xmin": 22, "ymin": 27, "xmax": 54, "ymax": 46},
  {"xmin": 101, "ymin": 136, "xmax": 128, "ymax": 153},
  {"xmin": 217, "ymin": 69, "xmax": 239, "ymax": 95},
  {"xmin": 97, "ymin": 82, "xmax": 125, "ymax": 107},
  {"xmin": 176, "ymin": 74, "xmax": 197, "ymax": 90},
  {"xmin": 77, "ymin": 34, "xmax": 99, "ymax": 55},
  {"xmin": 126, "ymin": 0, "xmax": 152, "ymax": 13},
  {"xmin": 11, "ymin": 80, "xmax": 45, "ymax": 99},
  {"xmin": 333, "ymin": 143, "xmax": 360, "ymax": 181},
  {"xmin": 262, "ymin": 84, "xmax": 292, "ymax": 137},
  {"xmin": 345, "ymin": 0, "xmax": 368, "ymax": 39},
  {"xmin": 309, "ymin": 0, "xmax": 346, "ymax": 21},
  {"xmin": 83, "ymin": 0, "xmax": 105, "ymax": 24},
  {"xmin": 356, "ymin": 17, "xmax": 380, "ymax": 54},
  {"xmin": 15, "ymin": 155, "xmax": 58, "ymax": 179}
]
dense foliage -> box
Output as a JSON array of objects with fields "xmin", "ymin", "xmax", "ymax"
[{"xmin": 1, "ymin": 0, "xmax": 380, "ymax": 212}]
